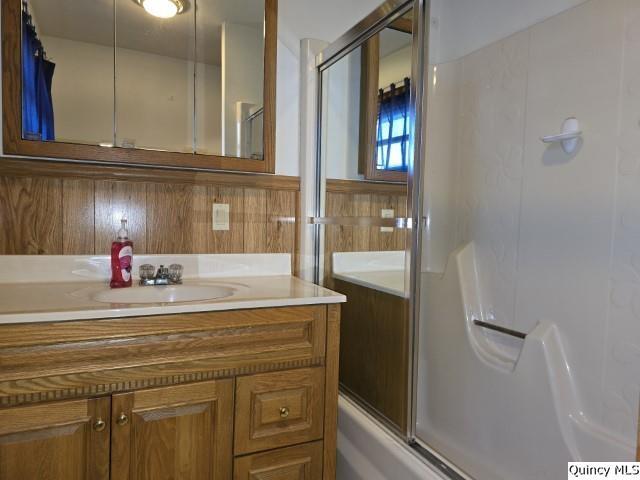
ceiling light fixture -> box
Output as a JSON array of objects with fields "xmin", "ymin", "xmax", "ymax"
[{"xmin": 134, "ymin": 0, "xmax": 186, "ymax": 19}]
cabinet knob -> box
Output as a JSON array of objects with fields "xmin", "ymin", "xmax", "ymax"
[
  {"xmin": 279, "ymin": 406, "xmax": 290, "ymax": 419},
  {"xmin": 116, "ymin": 412, "xmax": 129, "ymax": 426},
  {"xmin": 93, "ymin": 419, "xmax": 106, "ymax": 432}
]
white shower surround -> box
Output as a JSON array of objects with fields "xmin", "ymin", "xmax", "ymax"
[
  {"xmin": 420, "ymin": 0, "xmax": 640, "ymax": 471},
  {"xmin": 419, "ymin": 243, "xmax": 633, "ymax": 479}
]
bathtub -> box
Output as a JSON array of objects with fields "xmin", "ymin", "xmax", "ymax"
[
  {"xmin": 337, "ymin": 395, "xmax": 446, "ymax": 480},
  {"xmin": 332, "ymin": 250, "xmax": 406, "ymax": 297}
]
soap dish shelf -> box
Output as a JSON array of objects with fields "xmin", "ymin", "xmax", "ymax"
[{"xmin": 540, "ymin": 117, "xmax": 582, "ymax": 154}]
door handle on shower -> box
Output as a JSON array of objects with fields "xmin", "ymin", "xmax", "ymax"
[{"xmin": 308, "ymin": 216, "xmax": 411, "ymax": 228}]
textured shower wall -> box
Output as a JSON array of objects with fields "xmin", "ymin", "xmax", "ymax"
[
  {"xmin": 423, "ymin": 0, "xmax": 640, "ymax": 443},
  {"xmin": 606, "ymin": 0, "xmax": 640, "ymax": 442}
]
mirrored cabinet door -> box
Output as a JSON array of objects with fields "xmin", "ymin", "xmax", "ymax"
[
  {"xmin": 20, "ymin": 0, "xmax": 115, "ymax": 147},
  {"xmin": 3, "ymin": 0, "xmax": 275, "ymax": 172},
  {"xmin": 195, "ymin": 0, "xmax": 265, "ymax": 159},
  {"xmin": 115, "ymin": 0, "xmax": 196, "ymax": 153}
]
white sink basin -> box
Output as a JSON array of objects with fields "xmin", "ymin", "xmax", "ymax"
[{"xmin": 92, "ymin": 284, "xmax": 235, "ymax": 304}]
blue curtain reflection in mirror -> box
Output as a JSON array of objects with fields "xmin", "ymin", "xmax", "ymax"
[
  {"xmin": 22, "ymin": 1, "xmax": 55, "ymax": 141},
  {"xmin": 376, "ymin": 77, "xmax": 410, "ymax": 172}
]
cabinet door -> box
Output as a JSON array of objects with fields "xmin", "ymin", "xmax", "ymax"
[
  {"xmin": 0, "ymin": 397, "xmax": 110, "ymax": 480},
  {"xmin": 111, "ymin": 379, "xmax": 233, "ymax": 480},
  {"xmin": 234, "ymin": 442, "xmax": 323, "ymax": 480}
]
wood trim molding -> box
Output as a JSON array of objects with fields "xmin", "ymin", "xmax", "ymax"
[
  {"xmin": 326, "ymin": 178, "xmax": 406, "ymax": 196},
  {"xmin": 2, "ymin": 0, "xmax": 277, "ymax": 174},
  {"xmin": 263, "ymin": 0, "xmax": 278, "ymax": 174},
  {"xmin": 0, "ymin": 157, "xmax": 300, "ymax": 191},
  {"xmin": 1, "ymin": 0, "xmax": 21, "ymax": 165},
  {"xmin": 358, "ymin": 34, "xmax": 379, "ymax": 179},
  {"xmin": 323, "ymin": 304, "xmax": 341, "ymax": 480},
  {"xmin": 0, "ymin": 357, "xmax": 325, "ymax": 408},
  {"xmin": 388, "ymin": 17, "xmax": 412, "ymax": 34}
]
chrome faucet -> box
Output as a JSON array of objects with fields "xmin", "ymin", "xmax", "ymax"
[{"xmin": 139, "ymin": 264, "xmax": 183, "ymax": 286}]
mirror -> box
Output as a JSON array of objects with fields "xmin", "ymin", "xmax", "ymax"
[
  {"xmin": 195, "ymin": 0, "xmax": 265, "ymax": 159},
  {"xmin": 321, "ymin": 17, "xmax": 413, "ymax": 184},
  {"xmin": 20, "ymin": 0, "xmax": 115, "ymax": 146},
  {"xmin": 10, "ymin": 0, "xmax": 272, "ymax": 170},
  {"xmin": 114, "ymin": 0, "xmax": 197, "ymax": 153},
  {"xmin": 359, "ymin": 13, "xmax": 412, "ymax": 182}
]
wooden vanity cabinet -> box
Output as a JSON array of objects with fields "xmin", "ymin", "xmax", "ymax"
[
  {"xmin": 111, "ymin": 380, "xmax": 233, "ymax": 480},
  {"xmin": 0, "ymin": 397, "xmax": 111, "ymax": 480},
  {"xmin": 234, "ymin": 442, "xmax": 324, "ymax": 480},
  {"xmin": 0, "ymin": 304, "xmax": 340, "ymax": 480},
  {"xmin": 235, "ymin": 368, "xmax": 325, "ymax": 455}
]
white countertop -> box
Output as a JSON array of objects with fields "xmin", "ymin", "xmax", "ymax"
[
  {"xmin": 0, "ymin": 276, "xmax": 345, "ymax": 324},
  {"xmin": 0, "ymin": 254, "xmax": 345, "ymax": 325},
  {"xmin": 332, "ymin": 250, "xmax": 406, "ymax": 298}
]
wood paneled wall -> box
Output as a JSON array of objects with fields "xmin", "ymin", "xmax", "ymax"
[
  {"xmin": 324, "ymin": 179, "xmax": 407, "ymax": 286},
  {"xmin": 0, "ymin": 160, "xmax": 299, "ymax": 269}
]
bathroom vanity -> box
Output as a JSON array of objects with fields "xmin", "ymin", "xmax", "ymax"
[{"xmin": 0, "ymin": 254, "xmax": 344, "ymax": 480}]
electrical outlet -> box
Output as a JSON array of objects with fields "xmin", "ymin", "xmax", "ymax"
[
  {"xmin": 212, "ymin": 203, "xmax": 230, "ymax": 231},
  {"xmin": 381, "ymin": 209, "xmax": 394, "ymax": 233}
]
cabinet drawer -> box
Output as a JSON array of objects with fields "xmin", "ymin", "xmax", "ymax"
[
  {"xmin": 234, "ymin": 441, "xmax": 323, "ymax": 480},
  {"xmin": 235, "ymin": 368, "xmax": 325, "ymax": 455}
]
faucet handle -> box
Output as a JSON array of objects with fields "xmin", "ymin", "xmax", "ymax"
[
  {"xmin": 139, "ymin": 264, "xmax": 155, "ymax": 280},
  {"xmin": 168, "ymin": 264, "xmax": 183, "ymax": 284},
  {"xmin": 157, "ymin": 265, "xmax": 169, "ymax": 278}
]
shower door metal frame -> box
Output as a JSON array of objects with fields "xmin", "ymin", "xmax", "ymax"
[{"xmin": 312, "ymin": 0, "xmax": 429, "ymax": 447}]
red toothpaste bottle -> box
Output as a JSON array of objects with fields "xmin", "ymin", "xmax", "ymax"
[{"xmin": 110, "ymin": 218, "xmax": 133, "ymax": 288}]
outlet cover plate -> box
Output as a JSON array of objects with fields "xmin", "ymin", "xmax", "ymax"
[{"xmin": 212, "ymin": 203, "xmax": 230, "ymax": 231}]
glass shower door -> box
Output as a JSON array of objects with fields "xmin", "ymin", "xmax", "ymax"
[
  {"xmin": 415, "ymin": 0, "xmax": 640, "ymax": 478},
  {"xmin": 315, "ymin": 3, "xmax": 415, "ymax": 433}
]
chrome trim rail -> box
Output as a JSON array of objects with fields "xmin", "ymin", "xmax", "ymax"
[{"xmin": 316, "ymin": 0, "xmax": 413, "ymax": 71}]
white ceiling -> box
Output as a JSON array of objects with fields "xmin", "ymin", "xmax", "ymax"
[
  {"xmin": 379, "ymin": 28, "xmax": 411, "ymax": 58},
  {"xmin": 276, "ymin": 0, "xmax": 380, "ymax": 52},
  {"xmin": 29, "ymin": 0, "xmax": 264, "ymax": 65}
]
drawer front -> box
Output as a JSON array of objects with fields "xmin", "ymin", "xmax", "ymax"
[
  {"xmin": 235, "ymin": 368, "xmax": 325, "ymax": 455},
  {"xmin": 234, "ymin": 441, "xmax": 323, "ymax": 480},
  {"xmin": 0, "ymin": 306, "xmax": 326, "ymax": 407}
]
